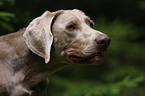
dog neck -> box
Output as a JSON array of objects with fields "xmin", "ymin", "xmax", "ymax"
[
  {"xmin": 0, "ymin": 29, "xmax": 67, "ymax": 94},
  {"xmin": 15, "ymin": 29, "xmax": 67, "ymax": 88}
]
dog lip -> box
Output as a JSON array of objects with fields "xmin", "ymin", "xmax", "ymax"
[
  {"xmin": 68, "ymin": 53, "xmax": 104, "ymax": 63},
  {"xmin": 68, "ymin": 55, "xmax": 83, "ymax": 62}
]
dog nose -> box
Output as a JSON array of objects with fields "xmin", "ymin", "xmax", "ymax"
[{"xmin": 95, "ymin": 35, "xmax": 110, "ymax": 46}]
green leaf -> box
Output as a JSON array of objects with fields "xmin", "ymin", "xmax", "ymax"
[{"xmin": 0, "ymin": 12, "xmax": 15, "ymax": 17}]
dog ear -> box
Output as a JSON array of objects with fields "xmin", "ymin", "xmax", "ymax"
[{"xmin": 23, "ymin": 11, "xmax": 62, "ymax": 64}]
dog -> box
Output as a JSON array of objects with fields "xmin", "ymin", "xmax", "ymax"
[{"xmin": 0, "ymin": 9, "xmax": 110, "ymax": 96}]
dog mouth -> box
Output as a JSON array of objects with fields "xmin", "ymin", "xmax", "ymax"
[{"xmin": 68, "ymin": 53, "xmax": 104, "ymax": 64}]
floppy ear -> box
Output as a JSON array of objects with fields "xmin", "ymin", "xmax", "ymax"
[{"xmin": 23, "ymin": 11, "xmax": 56, "ymax": 64}]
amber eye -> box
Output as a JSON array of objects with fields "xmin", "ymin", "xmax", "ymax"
[{"xmin": 66, "ymin": 24, "xmax": 77, "ymax": 31}]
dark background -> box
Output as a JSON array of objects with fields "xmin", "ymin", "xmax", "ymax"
[{"xmin": 0, "ymin": 0, "xmax": 145, "ymax": 96}]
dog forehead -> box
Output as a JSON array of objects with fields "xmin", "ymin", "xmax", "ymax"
[
  {"xmin": 64, "ymin": 9, "xmax": 85, "ymax": 16},
  {"xmin": 57, "ymin": 10, "xmax": 88, "ymax": 23}
]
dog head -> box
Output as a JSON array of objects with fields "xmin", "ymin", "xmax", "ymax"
[{"xmin": 23, "ymin": 9, "xmax": 110, "ymax": 64}]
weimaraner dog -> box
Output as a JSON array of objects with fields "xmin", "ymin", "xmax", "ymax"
[{"xmin": 0, "ymin": 9, "xmax": 110, "ymax": 96}]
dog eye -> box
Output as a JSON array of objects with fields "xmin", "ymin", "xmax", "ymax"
[
  {"xmin": 66, "ymin": 24, "xmax": 77, "ymax": 31},
  {"xmin": 88, "ymin": 20, "xmax": 94, "ymax": 28}
]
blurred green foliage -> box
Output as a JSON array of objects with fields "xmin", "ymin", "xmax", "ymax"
[
  {"xmin": 0, "ymin": 0, "xmax": 145, "ymax": 96},
  {"xmin": 0, "ymin": 0, "xmax": 15, "ymax": 32},
  {"xmin": 47, "ymin": 76, "xmax": 144, "ymax": 96},
  {"xmin": 139, "ymin": 1, "xmax": 145, "ymax": 9}
]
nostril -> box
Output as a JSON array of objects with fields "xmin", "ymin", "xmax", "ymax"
[
  {"xmin": 95, "ymin": 35, "xmax": 110, "ymax": 45},
  {"xmin": 96, "ymin": 38, "xmax": 105, "ymax": 44}
]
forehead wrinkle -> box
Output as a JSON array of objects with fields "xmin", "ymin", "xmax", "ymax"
[
  {"xmin": 62, "ymin": 11, "xmax": 88, "ymax": 24},
  {"xmin": 57, "ymin": 14, "xmax": 79, "ymax": 25},
  {"xmin": 70, "ymin": 11, "xmax": 92, "ymax": 26},
  {"xmin": 71, "ymin": 10, "xmax": 91, "ymax": 21},
  {"xmin": 72, "ymin": 11, "xmax": 89, "ymax": 22}
]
